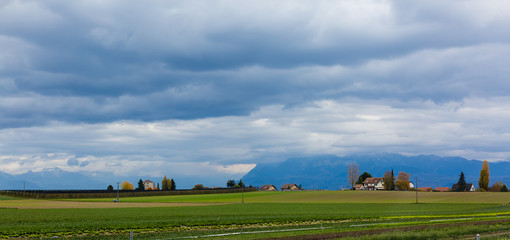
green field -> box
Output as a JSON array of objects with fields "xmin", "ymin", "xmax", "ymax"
[
  {"xmin": 2, "ymin": 191, "xmax": 510, "ymax": 239},
  {"xmin": 68, "ymin": 190, "xmax": 510, "ymax": 204}
]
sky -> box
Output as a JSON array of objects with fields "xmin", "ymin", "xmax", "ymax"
[{"xmin": 2, "ymin": 0, "xmax": 510, "ymax": 187}]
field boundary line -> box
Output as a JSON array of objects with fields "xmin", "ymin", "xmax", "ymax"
[{"xmin": 169, "ymin": 226, "xmax": 331, "ymax": 239}]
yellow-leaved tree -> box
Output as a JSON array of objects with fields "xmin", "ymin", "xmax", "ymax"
[
  {"xmin": 121, "ymin": 181, "xmax": 134, "ymax": 190},
  {"xmin": 478, "ymin": 160, "xmax": 490, "ymax": 191}
]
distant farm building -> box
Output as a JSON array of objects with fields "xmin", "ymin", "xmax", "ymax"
[
  {"xmin": 354, "ymin": 184, "xmax": 365, "ymax": 190},
  {"xmin": 435, "ymin": 187, "xmax": 450, "ymax": 192},
  {"xmin": 451, "ymin": 183, "xmax": 475, "ymax": 192},
  {"xmin": 418, "ymin": 187, "xmax": 433, "ymax": 192},
  {"xmin": 363, "ymin": 177, "xmax": 384, "ymax": 190},
  {"xmin": 281, "ymin": 184, "xmax": 300, "ymax": 191},
  {"xmin": 143, "ymin": 180, "xmax": 155, "ymax": 190},
  {"xmin": 260, "ymin": 185, "xmax": 277, "ymax": 191}
]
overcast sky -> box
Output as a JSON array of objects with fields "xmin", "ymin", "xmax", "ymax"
[{"xmin": 2, "ymin": 0, "xmax": 510, "ymax": 186}]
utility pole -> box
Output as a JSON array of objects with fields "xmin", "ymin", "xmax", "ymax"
[
  {"xmin": 241, "ymin": 179, "xmax": 244, "ymax": 204},
  {"xmin": 415, "ymin": 177, "xmax": 418, "ymax": 204},
  {"xmin": 117, "ymin": 182, "xmax": 120, "ymax": 202}
]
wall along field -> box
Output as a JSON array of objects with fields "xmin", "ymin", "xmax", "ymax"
[{"xmin": 2, "ymin": 191, "xmax": 510, "ymax": 239}]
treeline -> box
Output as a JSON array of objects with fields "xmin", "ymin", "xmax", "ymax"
[
  {"xmin": 114, "ymin": 176, "xmax": 176, "ymax": 191},
  {"xmin": 0, "ymin": 187, "xmax": 257, "ymax": 199}
]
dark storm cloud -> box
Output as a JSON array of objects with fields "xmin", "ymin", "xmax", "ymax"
[{"xmin": 1, "ymin": 0, "xmax": 510, "ymax": 129}]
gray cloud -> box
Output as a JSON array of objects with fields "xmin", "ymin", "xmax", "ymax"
[
  {"xmin": 67, "ymin": 158, "xmax": 79, "ymax": 166},
  {"xmin": 1, "ymin": 1, "xmax": 510, "ymax": 184}
]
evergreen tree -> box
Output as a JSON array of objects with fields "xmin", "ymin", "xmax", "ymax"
[
  {"xmin": 356, "ymin": 172, "xmax": 372, "ymax": 184},
  {"xmin": 238, "ymin": 179, "xmax": 245, "ymax": 188},
  {"xmin": 136, "ymin": 179, "xmax": 144, "ymax": 190},
  {"xmin": 479, "ymin": 160, "xmax": 490, "ymax": 191},
  {"xmin": 501, "ymin": 185, "xmax": 508, "ymax": 192},
  {"xmin": 457, "ymin": 172, "xmax": 467, "ymax": 192},
  {"xmin": 170, "ymin": 178, "xmax": 176, "ymax": 190},
  {"xmin": 226, "ymin": 179, "xmax": 236, "ymax": 188},
  {"xmin": 107, "ymin": 185, "xmax": 114, "ymax": 191}
]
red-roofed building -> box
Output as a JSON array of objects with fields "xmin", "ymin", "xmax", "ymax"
[
  {"xmin": 418, "ymin": 187, "xmax": 433, "ymax": 192},
  {"xmin": 435, "ymin": 187, "xmax": 450, "ymax": 192}
]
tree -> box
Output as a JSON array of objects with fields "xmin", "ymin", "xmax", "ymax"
[
  {"xmin": 501, "ymin": 184, "xmax": 508, "ymax": 192},
  {"xmin": 490, "ymin": 181, "xmax": 503, "ymax": 192},
  {"xmin": 136, "ymin": 179, "xmax": 144, "ymax": 190},
  {"xmin": 161, "ymin": 176, "xmax": 171, "ymax": 190},
  {"xmin": 356, "ymin": 172, "xmax": 372, "ymax": 184},
  {"xmin": 479, "ymin": 160, "xmax": 490, "ymax": 191},
  {"xmin": 395, "ymin": 171, "xmax": 410, "ymax": 191},
  {"xmin": 382, "ymin": 170, "xmax": 395, "ymax": 190},
  {"xmin": 227, "ymin": 179, "xmax": 236, "ymax": 188},
  {"xmin": 192, "ymin": 184, "xmax": 206, "ymax": 190},
  {"xmin": 121, "ymin": 181, "xmax": 134, "ymax": 190},
  {"xmin": 237, "ymin": 179, "xmax": 245, "ymax": 188},
  {"xmin": 391, "ymin": 169, "xmax": 395, "ymax": 190},
  {"xmin": 107, "ymin": 185, "xmax": 114, "ymax": 191},
  {"xmin": 157, "ymin": 182, "xmax": 160, "ymax": 190},
  {"xmin": 170, "ymin": 179, "xmax": 176, "ymax": 190},
  {"xmin": 457, "ymin": 172, "xmax": 467, "ymax": 192},
  {"xmin": 347, "ymin": 162, "xmax": 360, "ymax": 189}
]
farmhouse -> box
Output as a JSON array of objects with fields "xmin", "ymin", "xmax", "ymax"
[
  {"xmin": 260, "ymin": 185, "xmax": 277, "ymax": 191},
  {"xmin": 435, "ymin": 187, "xmax": 450, "ymax": 192},
  {"xmin": 451, "ymin": 183, "xmax": 476, "ymax": 192},
  {"xmin": 143, "ymin": 180, "xmax": 155, "ymax": 190},
  {"xmin": 281, "ymin": 183, "xmax": 300, "ymax": 191},
  {"xmin": 354, "ymin": 184, "xmax": 365, "ymax": 190},
  {"xmin": 363, "ymin": 177, "xmax": 384, "ymax": 190}
]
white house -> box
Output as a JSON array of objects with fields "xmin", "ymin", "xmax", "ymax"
[
  {"xmin": 363, "ymin": 177, "xmax": 384, "ymax": 190},
  {"xmin": 143, "ymin": 180, "xmax": 155, "ymax": 190}
]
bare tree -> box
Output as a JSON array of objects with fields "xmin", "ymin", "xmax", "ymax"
[{"xmin": 347, "ymin": 162, "xmax": 360, "ymax": 189}]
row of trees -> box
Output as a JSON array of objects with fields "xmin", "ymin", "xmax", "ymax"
[
  {"xmin": 109, "ymin": 176, "xmax": 177, "ymax": 191},
  {"xmin": 226, "ymin": 179, "xmax": 245, "ymax": 188},
  {"xmin": 455, "ymin": 160, "xmax": 508, "ymax": 192},
  {"xmin": 349, "ymin": 159, "xmax": 507, "ymax": 192}
]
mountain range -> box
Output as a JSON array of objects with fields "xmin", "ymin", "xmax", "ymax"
[
  {"xmin": 0, "ymin": 168, "xmax": 109, "ymax": 190},
  {"xmin": 242, "ymin": 153, "xmax": 510, "ymax": 190},
  {"xmin": 2, "ymin": 153, "xmax": 510, "ymax": 190}
]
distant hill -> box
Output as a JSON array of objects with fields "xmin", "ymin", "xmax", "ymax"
[
  {"xmin": 242, "ymin": 153, "xmax": 510, "ymax": 190},
  {"xmin": 0, "ymin": 168, "xmax": 107, "ymax": 190}
]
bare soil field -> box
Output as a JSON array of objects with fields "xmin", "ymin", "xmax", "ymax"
[{"xmin": 0, "ymin": 199, "xmax": 226, "ymax": 209}]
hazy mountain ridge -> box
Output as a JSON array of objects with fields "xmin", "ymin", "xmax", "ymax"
[
  {"xmin": 0, "ymin": 168, "xmax": 107, "ymax": 190},
  {"xmin": 242, "ymin": 153, "xmax": 510, "ymax": 190}
]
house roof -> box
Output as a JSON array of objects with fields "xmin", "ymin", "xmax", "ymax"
[
  {"xmin": 260, "ymin": 185, "xmax": 276, "ymax": 190},
  {"xmin": 435, "ymin": 187, "xmax": 450, "ymax": 192},
  {"xmin": 144, "ymin": 180, "xmax": 154, "ymax": 184},
  {"xmin": 451, "ymin": 183, "xmax": 474, "ymax": 191},
  {"xmin": 281, "ymin": 183, "xmax": 298, "ymax": 189},
  {"xmin": 418, "ymin": 187, "xmax": 433, "ymax": 191},
  {"xmin": 363, "ymin": 177, "xmax": 383, "ymax": 184}
]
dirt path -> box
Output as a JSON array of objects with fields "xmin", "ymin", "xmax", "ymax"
[
  {"xmin": 0, "ymin": 199, "xmax": 226, "ymax": 209},
  {"xmin": 260, "ymin": 219, "xmax": 510, "ymax": 240}
]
